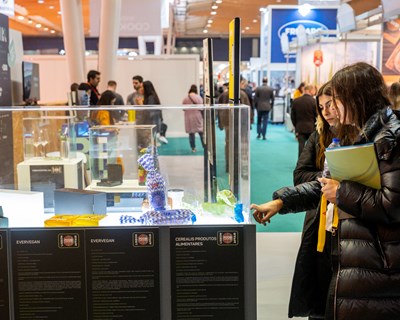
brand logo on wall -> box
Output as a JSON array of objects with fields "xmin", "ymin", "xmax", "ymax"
[
  {"xmin": 277, "ymin": 20, "xmax": 329, "ymax": 41},
  {"xmin": 269, "ymin": 8, "xmax": 337, "ymax": 64}
]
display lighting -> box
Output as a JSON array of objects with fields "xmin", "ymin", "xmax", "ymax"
[
  {"xmin": 211, "ymin": 5, "xmax": 218, "ymax": 10},
  {"xmin": 298, "ymin": 3, "xmax": 313, "ymax": 17},
  {"xmin": 211, "ymin": 11, "xmax": 217, "ymax": 15}
]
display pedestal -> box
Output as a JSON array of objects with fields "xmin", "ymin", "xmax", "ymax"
[
  {"xmin": 17, "ymin": 157, "xmax": 84, "ymax": 208},
  {"xmin": 86, "ymin": 179, "xmax": 147, "ymax": 212},
  {"xmin": 1, "ymin": 224, "xmax": 256, "ymax": 320}
]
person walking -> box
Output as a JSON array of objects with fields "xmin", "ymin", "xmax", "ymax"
[
  {"xmin": 254, "ymin": 77, "xmax": 274, "ymax": 140},
  {"xmin": 182, "ymin": 84, "xmax": 204, "ymax": 152},
  {"xmin": 290, "ymin": 84, "xmax": 317, "ymax": 157}
]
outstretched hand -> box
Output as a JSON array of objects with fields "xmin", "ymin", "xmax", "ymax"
[{"xmin": 250, "ymin": 199, "xmax": 283, "ymax": 226}]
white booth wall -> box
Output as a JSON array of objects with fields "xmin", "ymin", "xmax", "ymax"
[
  {"xmin": 300, "ymin": 41, "xmax": 379, "ymax": 85},
  {"xmin": 22, "ymin": 54, "xmax": 200, "ymax": 136}
]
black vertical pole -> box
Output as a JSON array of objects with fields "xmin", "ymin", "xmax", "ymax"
[{"xmin": 202, "ymin": 38, "xmax": 217, "ymax": 202}]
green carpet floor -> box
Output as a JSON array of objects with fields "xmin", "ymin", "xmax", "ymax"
[{"xmin": 158, "ymin": 124, "xmax": 305, "ymax": 232}]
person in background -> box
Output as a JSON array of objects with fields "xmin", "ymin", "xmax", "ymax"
[
  {"xmin": 241, "ymin": 77, "xmax": 254, "ymax": 127},
  {"xmin": 126, "ymin": 75, "xmax": 144, "ymax": 105},
  {"xmin": 217, "ymin": 83, "xmax": 250, "ymax": 172},
  {"xmin": 389, "ymin": 81, "xmax": 400, "ymax": 110},
  {"xmin": 90, "ymin": 90, "xmax": 116, "ymax": 125},
  {"xmin": 87, "ymin": 70, "xmax": 101, "ymax": 105},
  {"xmin": 139, "ymin": 80, "xmax": 168, "ymax": 144},
  {"xmin": 254, "ymin": 77, "xmax": 274, "ymax": 140},
  {"xmin": 290, "ymin": 84, "xmax": 317, "ymax": 157},
  {"xmin": 107, "ymin": 80, "xmax": 124, "ymax": 105},
  {"xmin": 293, "ymin": 81, "xmax": 305, "ymax": 99},
  {"xmin": 70, "ymin": 82, "xmax": 79, "ymax": 105},
  {"xmin": 251, "ymin": 62, "xmax": 400, "ymax": 320},
  {"xmin": 182, "ymin": 84, "xmax": 204, "ymax": 152},
  {"xmin": 107, "ymin": 80, "xmax": 125, "ymax": 122}
]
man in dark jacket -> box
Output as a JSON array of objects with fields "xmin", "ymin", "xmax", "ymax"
[
  {"xmin": 290, "ymin": 84, "xmax": 317, "ymax": 157},
  {"xmin": 254, "ymin": 77, "xmax": 274, "ymax": 140}
]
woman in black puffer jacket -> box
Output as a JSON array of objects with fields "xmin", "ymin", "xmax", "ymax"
[{"xmin": 252, "ymin": 62, "xmax": 400, "ymax": 320}]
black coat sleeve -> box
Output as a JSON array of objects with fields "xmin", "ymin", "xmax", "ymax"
[
  {"xmin": 293, "ymin": 131, "xmax": 321, "ymax": 186},
  {"xmin": 273, "ymin": 181, "xmax": 321, "ymax": 214}
]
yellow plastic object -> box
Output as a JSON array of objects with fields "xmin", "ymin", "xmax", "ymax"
[
  {"xmin": 45, "ymin": 214, "xmax": 106, "ymax": 227},
  {"xmin": 127, "ymin": 110, "xmax": 136, "ymax": 122},
  {"xmin": 45, "ymin": 215, "xmax": 79, "ymax": 227},
  {"xmin": 72, "ymin": 214, "xmax": 106, "ymax": 226}
]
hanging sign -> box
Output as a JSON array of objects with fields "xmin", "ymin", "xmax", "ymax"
[{"xmin": 313, "ymin": 49, "xmax": 323, "ymax": 67}]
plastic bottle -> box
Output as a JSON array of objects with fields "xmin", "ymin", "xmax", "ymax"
[{"xmin": 322, "ymin": 138, "xmax": 340, "ymax": 180}]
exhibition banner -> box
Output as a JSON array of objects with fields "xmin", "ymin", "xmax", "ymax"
[
  {"xmin": 0, "ymin": 13, "xmax": 14, "ymax": 188},
  {"xmin": 170, "ymin": 226, "xmax": 245, "ymax": 319},
  {"xmin": 0, "ymin": 230, "xmax": 9, "ymax": 320},
  {"xmin": 382, "ymin": 19, "xmax": 400, "ymax": 75},
  {"xmin": 90, "ymin": 0, "xmax": 162, "ymax": 37},
  {"xmin": 270, "ymin": 8, "xmax": 337, "ymax": 63}
]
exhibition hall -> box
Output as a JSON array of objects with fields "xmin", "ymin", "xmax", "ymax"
[{"xmin": 0, "ymin": 0, "xmax": 399, "ymax": 319}]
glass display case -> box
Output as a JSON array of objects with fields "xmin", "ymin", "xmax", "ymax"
[{"xmin": 0, "ymin": 105, "xmax": 250, "ymax": 227}]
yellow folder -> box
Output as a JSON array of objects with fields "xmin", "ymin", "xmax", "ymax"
[{"xmin": 325, "ymin": 143, "xmax": 381, "ymax": 189}]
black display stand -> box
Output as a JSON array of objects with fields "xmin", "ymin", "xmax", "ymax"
[{"xmin": 2, "ymin": 225, "xmax": 256, "ymax": 320}]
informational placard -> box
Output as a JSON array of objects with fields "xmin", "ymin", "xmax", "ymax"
[
  {"xmin": 11, "ymin": 229, "xmax": 87, "ymax": 320},
  {"xmin": 0, "ymin": 14, "xmax": 14, "ymax": 188},
  {"xmin": 86, "ymin": 228, "xmax": 160, "ymax": 319},
  {"xmin": 0, "ymin": 230, "xmax": 10, "ymax": 320},
  {"xmin": 170, "ymin": 226, "xmax": 244, "ymax": 319}
]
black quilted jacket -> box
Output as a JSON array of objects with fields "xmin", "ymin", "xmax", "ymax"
[{"xmin": 273, "ymin": 107, "xmax": 400, "ymax": 319}]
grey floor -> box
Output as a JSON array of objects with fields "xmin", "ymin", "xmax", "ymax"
[{"xmin": 257, "ymin": 233, "xmax": 307, "ymax": 320}]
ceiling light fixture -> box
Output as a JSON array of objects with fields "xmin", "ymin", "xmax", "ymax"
[
  {"xmin": 253, "ymin": 19, "xmax": 257, "ymax": 23},
  {"xmin": 208, "ymin": 19, "xmax": 213, "ymax": 24},
  {"xmin": 203, "ymin": 29, "xmax": 208, "ymax": 33},
  {"xmin": 207, "ymin": 24, "xmax": 211, "ymax": 27},
  {"xmin": 57, "ymin": 11, "xmax": 62, "ymax": 15},
  {"xmin": 49, "ymin": 6, "xmax": 55, "ymax": 9},
  {"xmin": 50, "ymin": 30, "xmax": 55, "ymax": 34},
  {"xmin": 211, "ymin": 11, "xmax": 217, "ymax": 15},
  {"xmin": 44, "ymin": 27, "xmax": 48, "ymax": 31},
  {"xmin": 245, "ymin": 26, "xmax": 250, "ymax": 30},
  {"xmin": 298, "ymin": 4, "xmax": 312, "ymax": 17},
  {"xmin": 38, "ymin": 0, "xmax": 44, "ymax": 3},
  {"xmin": 35, "ymin": 23, "xmax": 42, "ymax": 28},
  {"xmin": 28, "ymin": 19, "xmax": 33, "ymax": 24},
  {"xmin": 17, "ymin": 16, "xmax": 24, "ymax": 21},
  {"xmin": 216, "ymin": 0, "xmax": 222, "ymax": 3},
  {"xmin": 211, "ymin": 5, "xmax": 218, "ymax": 10}
]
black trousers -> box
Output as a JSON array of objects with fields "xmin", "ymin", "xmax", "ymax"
[
  {"xmin": 297, "ymin": 132, "xmax": 311, "ymax": 157},
  {"xmin": 188, "ymin": 132, "xmax": 205, "ymax": 149}
]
